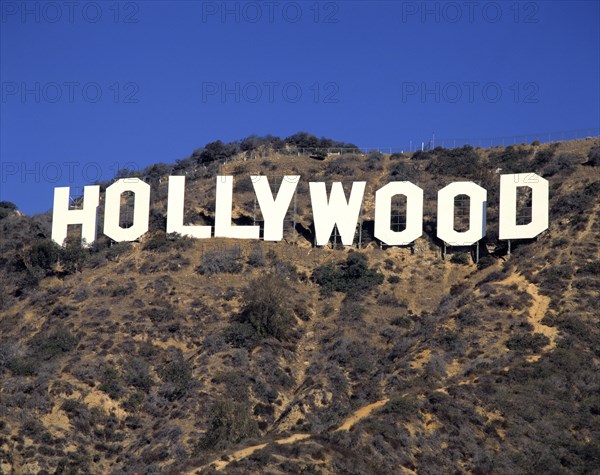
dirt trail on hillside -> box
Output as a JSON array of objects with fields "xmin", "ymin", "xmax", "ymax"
[
  {"xmin": 502, "ymin": 273, "xmax": 557, "ymax": 361},
  {"xmin": 204, "ymin": 433, "xmax": 312, "ymax": 472},
  {"xmin": 523, "ymin": 279, "xmax": 556, "ymax": 361},
  {"xmin": 335, "ymin": 398, "xmax": 390, "ymax": 431},
  {"xmin": 191, "ymin": 398, "xmax": 389, "ymax": 472}
]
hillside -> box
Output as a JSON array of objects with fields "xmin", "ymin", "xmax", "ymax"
[{"xmin": 0, "ymin": 135, "xmax": 599, "ymax": 474}]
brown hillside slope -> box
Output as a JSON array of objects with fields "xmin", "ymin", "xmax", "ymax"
[{"xmin": 0, "ymin": 137, "xmax": 598, "ymax": 474}]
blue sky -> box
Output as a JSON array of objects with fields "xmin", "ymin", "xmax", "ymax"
[{"xmin": 1, "ymin": 0, "xmax": 599, "ymax": 214}]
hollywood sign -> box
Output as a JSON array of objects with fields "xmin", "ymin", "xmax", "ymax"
[{"xmin": 51, "ymin": 174, "xmax": 549, "ymax": 247}]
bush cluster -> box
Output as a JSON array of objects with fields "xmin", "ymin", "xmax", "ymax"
[
  {"xmin": 312, "ymin": 253, "xmax": 384, "ymax": 296},
  {"xmin": 198, "ymin": 398, "xmax": 259, "ymax": 451},
  {"xmin": 143, "ymin": 232, "xmax": 193, "ymax": 252},
  {"xmin": 29, "ymin": 325, "xmax": 78, "ymax": 360},
  {"xmin": 159, "ymin": 353, "xmax": 194, "ymax": 399},
  {"xmin": 506, "ymin": 332, "xmax": 550, "ymax": 353},
  {"xmin": 450, "ymin": 253, "xmax": 470, "ymax": 265},
  {"xmin": 586, "ymin": 145, "xmax": 600, "ymax": 166},
  {"xmin": 196, "ymin": 247, "xmax": 243, "ymax": 275},
  {"xmin": 426, "ymin": 145, "xmax": 484, "ymax": 178},
  {"xmin": 488, "ymin": 145, "xmax": 533, "ymax": 173},
  {"xmin": 193, "ymin": 132, "xmax": 359, "ymax": 164},
  {"xmin": 0, "ymin": 201, "xmax": 17, "ymax": 219},
  {"xmin": 239, "ymin": 274, "xmax": 295, "ymax": 340}
]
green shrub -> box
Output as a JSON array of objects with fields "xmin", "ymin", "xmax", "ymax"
[
  {"xmin": 0, "ymin": 201, "xmax": 17, "ymax": 219},
  {"xmin": 577, "ymin": 260, "xmax": 600, "ymax": 276},
  {"xmin": 198, "ymin": 140, "xmax": 240, "ymax": 164},
  {"xmin": 19, "ymin": 265, "xmax": 45, "ymax": 289},
  {"xmin": 489, "ymin": 145, "xmax": 533, "ymax": 173},
  {"xmin": 325, "ymin": 157, "xmax": 355, "ymax": 176},
  {"xmin": 379, "ymin": 396, "xmax": 418, "ymax": 416},
  {"xmin": 428, "ymin": 390, "xmax": 449, "ymax": 405},
  {"xmin": 312, "ymin": 252, "xmax": 384, "ymax": 296},
  {"xmin": 456, "ymin": 307, "xmax": 478, "ymax": 327},
  {"xmin": 390, "ymin": 315, "xmax": 412, "ymax": 328},
  {"xmin": 26, "ymin": 240, "xmax": 60, "ymax": 271},
  {"xmin": 412, "ymin": 150, "xmax": 433, "ymax": 160},
  {"xmin": 550, "ymin": 181, "xmax": 600, "ymax": 229},
  {"xmin": 60, "ymin": 237, "xmax": 89, "ymax": 273},
  {"xmin": 143, "ymin": 232, "xmax": 193, "ymax": 252},
  {"xmin": 587, "ymin": 145, "xmax": 600, "ymax": 166},
  {"xmin": 389, "ymin": 152, "xmax": 406, "ymax": 160},
  {"xmin": 8, "ymin": 356, "xmax": 37, "ymax": 376},
  {"xmin": 109, "ymin": 282, "xmax": 137, "ymax": 297},
  {"xmin": 197, "ymin": 247, "xmax": 243, "ymax": 275},
  {"xmin": 51, "ymin": 304, "xmax": 77, "ymax": 319},
  {"xmin": 506, "ymin": 333, "xmax": 550, "ymax": 353},
  {"xmin": 476, "ymin": 255, "xmax": 495, "ymax": 270},
  {"xmin": 143, "ymin": 304, "xmax": 178, "ymax": 323},
  {"xmin": 159, "ymin": 353, "xmax": 193, "ymax": 399},
  {"xmin": 424, "ymin": 354, "xmax": 448, "ymax": 378},
  {"xmin": 389, "ymin": 161, "xmax": 418, "ymax": 181},
  {"xmin": 53, "ymin": 453, "xmax": 92, "ymax": 474},
  {"xmin": 450, "ymin": 253, "xmax": 470, "ymax": 265},
  {"xmin": 239, "ymin": 274, "xmax": 295, "ymax": 340},
  {"xmin": 29, "ymin": 325, "xmax": 78, "ymax": 360},
  {"xmin": 223, "ymin": 322, "xmax": 261, "ymax": 349},
  {"xmin": 122, "ymin": 392, "xmax": 145, "ymax": 412},
  {"xmin": 60, "ymin": 400, "xmax": 105, "ymax": 436},
  {"xmin": 99, "ymin": 365, "xmax": 124, "ymax": 399},
  {"xmin": 124, "ymin": 357, "xmax": 153, "ymax": 392},
  {"xmin": 310, "ymin": 150, "xmax": 327, "ymax": 160},
  {"xmin": 542, "ymin": 152, "xmax": 581, "ymax": 176},
  {"xmin": 0, "ymin": 285, "xmax": 8, "ymax": 310},
  {"xmin": 0, "ymin": 201, "xmax": 17, "ymax": 210},
  {"xmin": 247, "ymin": 246, "xmax": 265, "ymax": 267},
  {"xmin": 284, "ymin": 132, "xmax": 358, "ymax": 154},
  {"xmin": 198, "ymin": 398, "xmax": 259, "ymax": 450},
  {"xmin": 104, "ymin": 241, "xmax": 132, "ymax": 261},
  {"xmin": 426, "ymin": 146, "xmax": 483, "ymax": 177},
  {"xmin": 532, "ymin": 147, "xmax": 556, "ymax": 168},
  {"xmin": 213, "ymin": 370, "xmax": 251, "ymax": 403}
]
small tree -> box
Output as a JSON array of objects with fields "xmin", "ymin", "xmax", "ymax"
[
  {"xmin": 450, "ymin": 253, "xmax": 470, "ymax": 265},
  {"xmin": 26, "ymin": 240, "xmax": 61, "ymax": 272},
  {"xmin": 199, "ymin": 398, "xmax": 259, "ymax": 450},
  {"xmin": 124, "ymin": 357, "xmax": 153, "ymax": 392},
  {"xmin": 60, "ymin": 237, "xmax": 89, "ymax": 273},
  {"xmin": 196, "ymin": 247, "xmax": 243, "ymax": 275},
  {"xmin": 240, "ymin": 274, "xmax": 295, "ymax": 340},
  {"xmin": 0, "ymin": 201, "xmax": 17, "ymax": 219},
  {"xmin": 29, "ymin": 325, "xmax": 78, "ymax": 360},
  {"xmin": 198, "ymin": 140, "xmax": 239, "ymax": 164},
  {"xmin": 312, "ymin": 252, "xmax": 384, "ymax": 296},
  {"xmin": 587, "ymin": 146, "xmax": 600, "ymax": 167},
  {"xmin": 159, "ymin": 352, "xmax": 194, "ymax": 399},
  {"xmin": 310, "ymin": 150, "xmax": 328, "ymax": 160}
]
